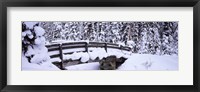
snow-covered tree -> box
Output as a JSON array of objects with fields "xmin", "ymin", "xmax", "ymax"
[
  {"xmin": 34, "ymin": 21, "xmax": 178, "ymax": 56},
  {"xmin": 22, "ymin": 22, "xmax": 50, "ymax": 64}
]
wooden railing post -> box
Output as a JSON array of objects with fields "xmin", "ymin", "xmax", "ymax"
[
  {"xmin": 59, "ymin": 44, "xmax": 64, "ymax": 70},
  {"xmin": 105, "ymin": 43, "xmax": 107, "ymax": 52},
  {"xmin": 85, "ymin": 42, "xmax": 88, "ymax": 52},
  {"xmin": 119, "ymin": 45, "xmax": 122, "ymax": 50}
]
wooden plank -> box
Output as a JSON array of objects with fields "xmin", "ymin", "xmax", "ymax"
[
  {"xmin": 62, "ymin": 46, "xmax": 86, "ymax": 50},
  {"xmin": 63, "ymin": 52, "xmax": 74, "ymax": 55},
  {"xmin": 63, "ymin": 50, "xmax": 88, "ymax": 55},
  {"xmin": 88, "ymin": 44, "xmax": 105, "ymax": 47},
  {"xmin": 85, "ymin": 42, "xmax": 88, "ymax": 52},
  {"xmin": 62, "ymin": 42, "xmax": 87, "ymax": 45},
  {"xmin": 104, "ymin": 43, "xmax": 107, "ymax": 52},
  {"xmin": 62, "ymin": 44, "xmax": 85, "ymax": 47},
  {"xmin": 45, "ymin": 44, "xmax": 59, "ymax": 48},
  {"xmin": 88, "ymin": 45, "xmax": 105, "ymax": 48},
  {"xmin": 62, "ymin": 42, "xmax": 85, "ymax": 46},
  {"xmin": 50, "ymin": 54, "xmax": 60, "ymax": 58},
  {"xmin": 121, "ymin": 47, "xmax": 131, "ymax": 51},
  {"xmin": 48, "ymin": 47, "xmax": 60, "ymax": 52},
  {"xmin": 107, "ymin": 46, "xmax": 120, "ymax": 49},
  {"xmin": 88, "ymin": 42, "xmax": 105, "ymax": 47}
]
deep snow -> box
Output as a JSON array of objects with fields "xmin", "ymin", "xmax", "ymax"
[
  {"xmin": 64, "ymin": 54, "xmax": 178, "ymax": 70},
  {"xmin": 22, "ymin": 48, "xmax": 178, "ymax": 71},
  {"xmin": 118, "ymin": 54, "xmax": 178, "ymax": 70},
  {"xmin": 22, "ymin": 54, "xmax": 60, "ymax": 70}
]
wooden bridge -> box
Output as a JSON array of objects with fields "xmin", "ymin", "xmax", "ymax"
[{"xmin": 46, "ymin": 41, "xmax": 132, "ymax": 69}]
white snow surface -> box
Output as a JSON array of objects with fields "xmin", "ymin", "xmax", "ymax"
[
  {"xmin": 34, "ymin": 26, "xmax": 45, "ymax": 37},
  {"xmin": 30, "ymin": 45, "xmax": 50, "ymax": 64},
  {"xmin": 65, "ymin": 62, "xmax": 100, "ymax": 70},
  {"xmin": 118, "ymin": 54, "xmax": 178, "ymax": 70},
  {"xmin": 25, "ymin": 46, "xmax": 35, "ymax": 57},
  {"xmin": 24, "ymin": 30, "xmax": 32, "ymax": 35},
  {"xmin": 63, "ymin": 48, "xmax": 129, "ymax": 63},
  {"xmin": 64, "ymin": 54, "xmax": 178, "ymax": 71},
  {"xmin": 48, "ymin": 51, "xmax": 60, "ymax": 56},
  {"xmin": 49, "ymin": 40, "xmax": 90, "ymax": 45},
  {"xmin": 49, "ymin": 58, "xmax": 61, "ymax": 63},
  {"xmin": 22, "ymin": 32, "xmax": 26, "ymax": 37},
  {"xmin": 22, "ymin": 55, "xmax": 60, "ymax": 70},
  {"xmin": 24, "ymin": 22, "xmax": 38, "ymax": 29},
  {"xmin": 88, "ymin": 48, "xmax": 108, "ymax": 60},
  {"xmin": 34, "ymin": 36, "xmax": 46, "ymax": 45},
  {"xmin": 80, "ymin": 53, "xmax": 90, "ymax": 62}
]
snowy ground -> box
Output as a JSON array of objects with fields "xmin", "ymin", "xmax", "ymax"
[
  {"xmin": 22, "ymin": 55, "xmax": 60, "ymax": 70},
  {"xmin": 118, "ymin": 54, "xmax": 178, "ymax": 70},
  {"xmin": 66, "ymin": 62, "xmax": 100, "ymax": 70},
  {"xmin": 65, "ymin": 54, "xmax": 178, "ymax": 71},
  {"xmin": 22, "ymin": 48, "xmax": 178, "ymax": 71}
]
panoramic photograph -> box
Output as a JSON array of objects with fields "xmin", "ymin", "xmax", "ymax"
[{"xmin": 21, "ymin": 21, "xmax": 178, "ymax": 70}]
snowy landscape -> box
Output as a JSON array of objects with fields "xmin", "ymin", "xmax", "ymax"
[{"xmin": 22, "ymin": 21, "xmax": 178, "ymax": 70}]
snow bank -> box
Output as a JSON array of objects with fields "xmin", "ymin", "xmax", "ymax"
[
  {"xmin": 64, "ymin": 54, "xmax": 178, "ymax": 70},
  {"xmin": 22, "ymin": 55, "xmax": 60, "ymax": 70},
  {"xmin": 61, "ymin": 48, "xmax": 178, "ymax": 71},
  {"xmin": 65, "ymin": 62, "xmax": 99, "ymax": 70},
  {"xmin": 118, "ymin": 54, "xmax": 178, "ymax": 70}
]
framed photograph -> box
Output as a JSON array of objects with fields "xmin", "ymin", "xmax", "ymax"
[{"xmin": 1, "ymin": 0, "xmax": 199, "ymax": 92}]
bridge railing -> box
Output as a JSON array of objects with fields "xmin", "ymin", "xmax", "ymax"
[{"xmin": 46, "ymin": 42, "xmax": 131, "ymax": 69}]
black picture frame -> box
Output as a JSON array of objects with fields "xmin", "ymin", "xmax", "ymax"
[{"xmin": 0, "ymin": 0, "xmax": 199, "ymax": 92}]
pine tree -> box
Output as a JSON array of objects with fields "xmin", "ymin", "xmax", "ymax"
[{"xmin": 22, "ymin": 22, "xmax": 50, "ymax": 64}]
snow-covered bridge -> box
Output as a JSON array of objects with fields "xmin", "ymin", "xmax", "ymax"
[{"xmin": 46, "ymin": 42, "xmax": 132, "ymax": 69}]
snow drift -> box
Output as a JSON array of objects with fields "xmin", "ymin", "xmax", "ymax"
[{"xmin": 64, "ymin": 54, "xmax": 178, "ymax": 70}]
